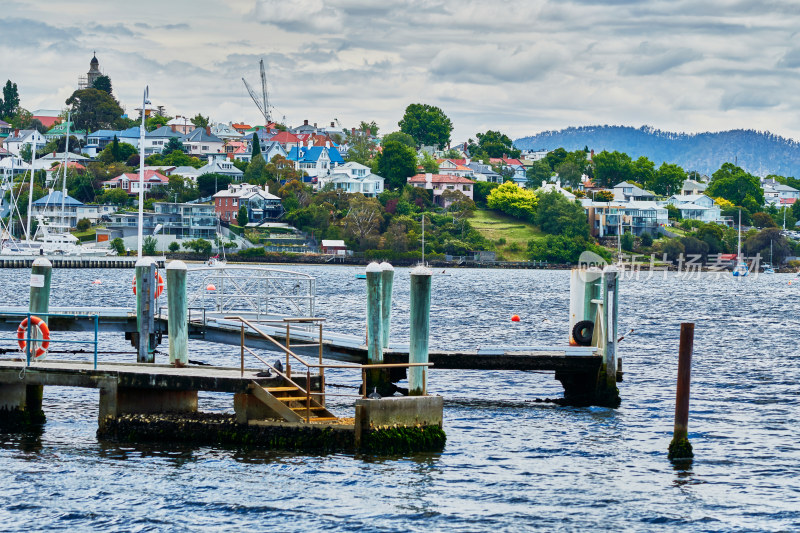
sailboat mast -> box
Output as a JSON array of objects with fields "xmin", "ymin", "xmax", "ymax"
[
  {"xmin": 61, "ymin": 112, "xmax": 71, "ymax": 230},
  {"xmin": 737, "ymin": 210, "xmax": 742, "ymax": 259},
  {"xmin": 26, "ymin": 136, "xmax": 38, "ymax": 240},
  {"xmin": 421, "ymin": 213, "xmax": 425, "ymax": 265}
]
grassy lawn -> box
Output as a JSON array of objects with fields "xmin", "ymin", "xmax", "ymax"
[
  {"xmin": 72, "ymin": 226, "xmax": 99, "ymax": 243},
  {"xmin": 469, "ymin": 209, "xmax": 544, "ymax": 261}
]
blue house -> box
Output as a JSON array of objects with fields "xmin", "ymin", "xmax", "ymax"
[{"xmin": 287, "ymin": 146, "xmax": 344, "ymax": 180}]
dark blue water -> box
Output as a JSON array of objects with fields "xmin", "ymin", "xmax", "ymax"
[{"xmin": 1, "ymin": 265, "xmax": 798, "ymax": 531}]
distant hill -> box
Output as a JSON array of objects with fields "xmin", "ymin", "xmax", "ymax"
[{"xmin": 514, "ymin": 125, "xmax": 800, "ymax": 178}]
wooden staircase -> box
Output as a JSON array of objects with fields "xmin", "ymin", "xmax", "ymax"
[{"xmin": 249, "ymin": 380, "xmax": 337, "ymax": 423}]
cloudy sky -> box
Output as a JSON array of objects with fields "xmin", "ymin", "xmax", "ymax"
[{"xmin": 3, "ymin": 0, "xmax": 800, "ymax": 143}]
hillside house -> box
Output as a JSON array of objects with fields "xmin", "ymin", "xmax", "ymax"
[
  {"xmin": 407, "ymin": 173, "xmax": 474, "ymax": 208},
  {"xmin": 212, "ymin": 183, "xmax": 284, "ymax": 223},
  {"xmin": 102, "ymin": 170, "xmax": 170, "ymax": 194},
  {"xmin": 317, "ymin": 162, "xmax": 384, "ymax": 196}
]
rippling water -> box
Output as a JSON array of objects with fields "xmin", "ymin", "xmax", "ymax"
[{"xmin": 1, "ymin": 265, "xmax": 798, "ymax": 531}]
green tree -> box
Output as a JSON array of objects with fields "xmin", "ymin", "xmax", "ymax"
[
  {"xmin": 163, "ymin": 136, "xmax": 184, "ymax": 154},
  {"xmin": 191, "ymin": 113, "xmax": 209, "ymax": 128},
  {"xmin": 744, "ymin": 228, "xmax": 791, "ymax": 264},
  {"xmin": 359, "ymin": 120, "xmax": 379, "ymax": 136},
  {"xmin": 343, "ymin": 194, "xmax": 384, "ymax": 249},
  {"xmin": 752, "ymin": 212, "xmax": 777, "ymax": 228},
  {"xmin": 376, "ymin": 141, "xmax": 418, "ymax": 190},
  {"xmin": 419, "ymin": 151, "xmax": 439, "ymax": 173},
  {"xmin": 65, "ymin": 88, "xmax": 124, "ymax": 133},
  {"xmin": 251, "ymin": 132, "xmax": 261, "ymax": 159},
  {"xmin": 592, "ymin": 150, "xmax": 634, "ymax": 188},
  {"xmin": 382, "ymin": 131, "xmax": 416, "ymax": 149},
  {"xmin": 0, "ymin": 80, "xmax": 20, "ymax": 119},
  {"xmin": 471, "ymin": 130, "xmax": 520, "ymax": 158},
  {"xmin": 168, "ymin": 241, "xmax": 180, "ymax": 253},
  {"xmin": 237, "ymin": 204, "xmax": 249, "ymax": 227},
  {"xmin": 243, "ymin": 154, "xmax": 268, "ymax": 185},
  {"xmin": 706, "ymin": 163, "xmax": 765, "ymax": 206},
  {"xmin": 142, "ymin": 236, "xmax": 158, "ymax": 256},
  {"xmin": 555, "ymin": 160, "xmax": 583, "ymax": 188},
  {"xmin": 648, "ymin": 162, "xmax": 686, "ymax": 196},
  {"xmin": 621, "ymin": 231, "xmax": 634, "ymax": 252},
  {"xmin": 594, "ymin": 190, "xmax": 615, "ymax": 202},
  {"xmin": 92, "ymin": 75, "xmax": 112, "ymax": 94},
  {"xmin": 398, "ymin": 103, "xmax": 453, "ymax": 148},
  {"xmin": 631, "ymin": 156, "xmax": 655, "ymax": 187},
  {"xmin": 76, "ymin": 218, "xmax": 91, "ymax": 231},
  {"xmin": 182, "ymin": 238, "xmax": 213, "ymax": 256},
  {"xmin": 526, "ymin": 160, "xmax": 553, "ymax": 188},
  {"xmin": 543, "ymin": 148, "xmax": 568, "ymax": 171},
  {"xmin": 145, "ymin": 115, "xmax": 170, "ymax": 132},
  {"xmin": 534, "ymin": 190, "xmax": 589, "ymax": 238},
  {"xmin": 98, "ymin": 137, "xmax": 137, "ymax": 164},
  {"xmin": 197, "ymin": 173, "xmax": 232, "ymax": 197},
  {"xmin": 110, "ymin": 238, "xmax": 125, "ymax": 255},
  {"xmin": 487, "ymin": 181, "xmax": 538, "ymax": 222}
]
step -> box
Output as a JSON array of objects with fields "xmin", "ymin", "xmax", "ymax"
[
  {"xmin": 277, "ymin": 396, "xmax": 309, "ymax": 402},
  {"xmin": 266, "ymin": 387, "xmax": 300, "ymax": 392},
  {"xmin": 290, "ymin": 405, "xmax": 325, "ymax": 411},
  {"xmin": 309, "ymin": 417, "xmax": 338, "ymax": 422}
]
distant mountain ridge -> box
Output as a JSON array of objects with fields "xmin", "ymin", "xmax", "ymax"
[{"xmin": 514, "ymin": 125, "xmax": 800, "ymax": 178}]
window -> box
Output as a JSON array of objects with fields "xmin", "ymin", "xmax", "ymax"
[{"xmin": 463, "ymin": 185, "xmax": 471, "ymax": 191}]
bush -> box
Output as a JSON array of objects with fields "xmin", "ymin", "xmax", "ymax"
[
  {"xmin": 238, "ymin": 247, "xmax": 266, "ymax": 257},
  {"xmin": 76, "ymin": 218, "xmax": 91, "ymax": 231},
  {"xmin": 621, "ymin": 231, "xmax": 634, "ymax": 252},
  {"xmin": 142, "ymin": 236, "xmax": 158, "ymax": 256},
  {"xmin": 496, "ymin": 237, "xmax": 507, "ymax": 245},
  {"xmin": 110, "ymin": 237, "xmax": 125, "ymax": 255},
  {"xmin": 527, "ymin": 235, "xmax": 611, "ymax": 264},
  {"xmin": 640, "ymin": 232, "xmax": 653, "ymax": 247},
  {"xmin": 181, "ymin": 238, "xmax": 212, "ymax": 256},
  {"xmin": 168, "ymin": 241, "xmax": 180, "ymax": 253}
]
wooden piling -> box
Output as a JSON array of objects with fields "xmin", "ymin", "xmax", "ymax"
[
  {"xmin": 669, "ymin": 322, "xmax": 694, "ymax": 460},
  {"xmin": 29, "ymin": 258, "xmax": 52, "ymax": 325},
  {"xmin": 166, "ymin": 260, "xmax": 188, "ymax": 366},
  {"xmin": 135, "ymin": 258, "xmax": 156, "ymax": 363},
  {"xmin": 379, "ymin": 262, "xmax": 394, "ymax": 349},
  {"xmin": 365, "ymin": 262, "xmax": 386, "ymax": 393},
  {"xmin": 409, "ymin": 265, "xmax": 432, "ymax": 396}
]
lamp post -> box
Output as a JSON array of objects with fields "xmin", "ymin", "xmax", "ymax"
[{"xmin": 137, "ymin": 86, "xmax": 150, "ymax": 258}]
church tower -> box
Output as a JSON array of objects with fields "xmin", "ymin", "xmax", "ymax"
[{"xmin": 79, "ymin": 53, "xmax": 103, "ymax": 89}]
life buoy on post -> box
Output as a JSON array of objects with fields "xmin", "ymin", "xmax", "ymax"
[
  {"xmin": 132, "ymin": 271, "xmax": 165, "ymax": 299},
  {"xmin": 17, "ymin": 316, "xmax": 51, "ymax": 359},
  {"xmin": 572, "ymin": 320, "xmax": 594, "ymax": 346}
]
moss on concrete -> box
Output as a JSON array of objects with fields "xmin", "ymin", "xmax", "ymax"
[
  {"xmin": 668, "ymin": 437, "xmax": 694, "ymax": 460},
  {"xmin": 0, "ymin": 406, "xmax": 45, "ymax": 429},
  {"xmin": 360, "ymin": 425, "xmax": 446, "ymax": 455}
]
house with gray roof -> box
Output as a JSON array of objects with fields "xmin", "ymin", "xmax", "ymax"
[
  {"xmin": 184, "ymin": 127, "xmax": 223, "ymax": 155},
  {"xmin": 4, "ymin": 129, "xmax": 47, "ymax": 156},
  {"xmin": 145, "ymin": 126, "xmax": 187, "ymax": 155},
  {"xmin": 467, "ymin": 162, "xmax": 502, "ymax": 183},
  {"xmin": 613, "ymin": 181, "xmax": 655, "ymax": 202}
]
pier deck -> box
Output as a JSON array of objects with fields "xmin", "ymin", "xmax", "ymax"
[{"xmin": 0, "ymin": 306, "xmax": 604, "ymax": 374}]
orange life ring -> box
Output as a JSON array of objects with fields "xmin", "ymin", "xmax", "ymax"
[
  {"xmin": 132, "ymin": 271, "xmax": 165, "ymax": 298},
  {"xmin": 17, "ymin": 316, "xmax": 50, "ymax": 359}
]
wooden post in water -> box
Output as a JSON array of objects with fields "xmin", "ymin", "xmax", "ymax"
[
  {"xmin": 669, "ymin": 322, "xmax": 695, "ymax": 460},
  {"xmin": 365, "ymin": 262, "xmax": 385, "ymax": 393},
  {"xmin": 379, "ymin": 262, "xmax": 394, "ymax": 349},
  {"xmin": 166, "ymin": 260, "xmax": 188, "ymax": 366},
  {"xmin": 409, "ymin": 265, "xmax": 432, "ymax": 396},
  {"xmin": 135, "ymin": 258, "xmax": 156, "ymax": 363},
  {"xmin": 29, "ymin": 258, "xmax": 52, "ymax": 325}
]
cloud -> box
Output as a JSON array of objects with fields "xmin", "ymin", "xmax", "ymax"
[
  {"xmin": 430, "ymin": 44, "xmax": 564, "ymax": 84},
  {"xmin": 778, "ymin": 47, "xmax": 800, "ymax": 68},
  {"xmin": 0, "ymin": 17, "xmax": 78, "ymax": 47},
  {"xmin": 619, "ymin": 42, "xmax": 703, "ymax": 76},
  {"xmin": 254, "ymin": 0, "xmax": 345, "ymax": 32},
  {"xmin": 720, "ymin": 89, "xmax": 780, "ymax": 111}
]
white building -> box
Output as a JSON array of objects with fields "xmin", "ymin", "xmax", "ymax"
[
  {"xmin": 4, "ymin": 129, "xmax": 47, "ymax": 156},
  {"xmin": 317, "ymin": 162, "xmax": 385, "ymax": 196}
]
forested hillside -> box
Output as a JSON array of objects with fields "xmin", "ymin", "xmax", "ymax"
[{"xmin": 514, "ymin": 126, "xmax": 800, "ymax": 177}]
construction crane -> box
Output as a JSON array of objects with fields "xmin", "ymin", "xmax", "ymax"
[{"xmin": 242, "ymin": 59, "xmax": 271, "ymax": 124}]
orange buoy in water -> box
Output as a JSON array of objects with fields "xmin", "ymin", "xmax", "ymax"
[
  {"xmin": 206, "ymin": 284, "xmax": 216, "ymax": 291},
  {"xmin": 511, "ymin": 314, "xmax": 520, "ymax": 322}
]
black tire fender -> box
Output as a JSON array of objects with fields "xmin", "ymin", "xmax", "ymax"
[{"xmin": 572, "ymin": 320, "xmax": 594, "ymax": 346}]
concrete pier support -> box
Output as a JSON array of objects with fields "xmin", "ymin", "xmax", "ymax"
[
  {"xmin": 0, "ymin": 384, "xmax": 45, "ymax": 426},
  {"xmin": 166, "ymin": 260, "xmax": 188, "ymax": 366},
  {"xmin": 600, "ymin": 265, "xmax": 620, "ymax": 402},
  {"xmin": 365, "ymin": 262, "xmax": 387, "ymax": 393},
  {"xmin": 98, "ymin": 382, "xmax": 197, "ymax": 429},
  {"xmin": 408, "ymin": 265, "xmax": 432, "ymax": 396},
  {"xmin": 135, "ymin": 258, "xmax": 156, "ymax": 363},
  {"xmin": 379, "ymin": 262, "xmax": 394, "ymax": 350}
]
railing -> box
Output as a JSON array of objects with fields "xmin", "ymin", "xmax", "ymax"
[
  {"xmin": 188, "ymin": 266, "xmax": 316, "ymax": 321},
  {"xmin": 0, "ymin": 311, "xmax": 100, "ymax": 369},
  {"xmin": 226, "ymin": 315, "xmax": 433, "ymax": 422}
]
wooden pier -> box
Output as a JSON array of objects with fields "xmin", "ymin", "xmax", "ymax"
[{"xmin": 0, "ymin": 256, "xmax": 162, "ymax": 269}]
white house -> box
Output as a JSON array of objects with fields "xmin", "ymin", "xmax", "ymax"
[
  {"xmin": 194, "ymin": 154, "xmax": 244, "ymax": 181},
  {"xmin": 762, "ymin": 178, "xmax": 800, "ymax": 206},
  {"xmin": 317, "ymin": 162, "xmax": 385, "ymax": 196},
  {"xmin": 537, "ymin": 179, "xmax": 576, "ymax": 200},
  {"xmin": 4, "ymin": 129, "xmax": 47, "ymax": 155},
  {"xmin": 662, "ymin": 194, "xmax": 727, "ymax": 224},
  {"xmin": 184, "ymin": 127, "xmax": 224, "ymax": 155},
  {"xmin": 613, "ymin": 181, "xmax": 655, "ymax": 202}
]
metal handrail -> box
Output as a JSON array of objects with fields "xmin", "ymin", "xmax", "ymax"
[
  {"xmin": 227, "ymin": 315, "xmax": 433, "ymax": 405},
  {"xmin": 0, "ymin": 311, "xmax": 100, "ymax": 369}
]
